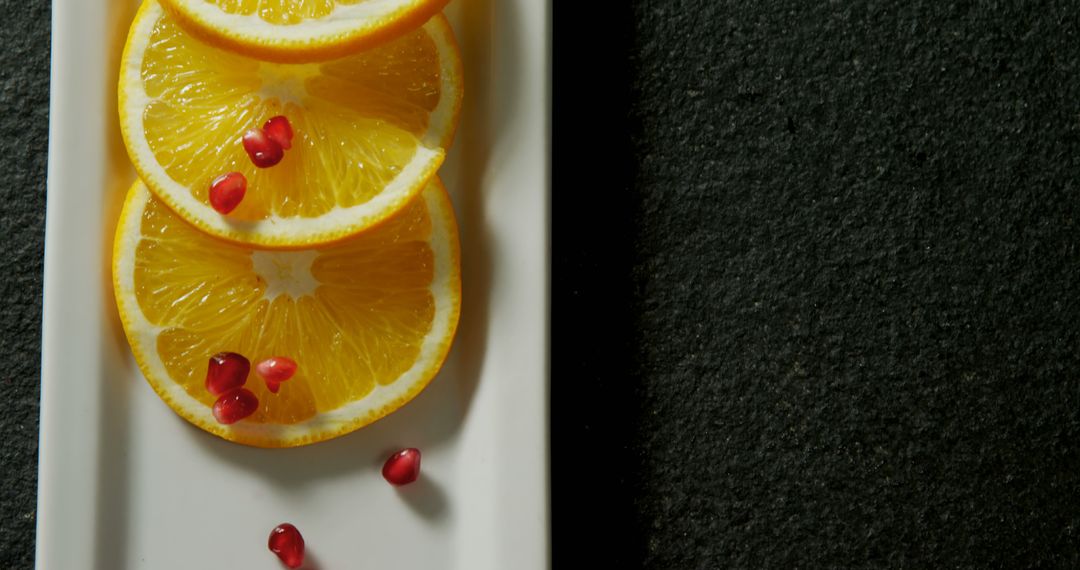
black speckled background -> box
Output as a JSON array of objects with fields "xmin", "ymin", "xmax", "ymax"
[
  {"xmin": 554, "ymin": 0, "xmax": 1080, "ymax": 568},
  {"xmin": 5, "ymin": 0, "xmax": 1080, "ymax": 568},
  {"xmin": 0, "ymin": 1, "xmax": 51, "ymax": 568}
]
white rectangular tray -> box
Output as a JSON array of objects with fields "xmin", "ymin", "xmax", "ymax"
[{"xmin": 36, "ymin": 0, "xmax": 549, "ymax": 567}]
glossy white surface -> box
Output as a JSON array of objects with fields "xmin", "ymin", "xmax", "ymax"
[{"xmin": 36, "ymin": 0, "xmax": 549, "ymax": 567}]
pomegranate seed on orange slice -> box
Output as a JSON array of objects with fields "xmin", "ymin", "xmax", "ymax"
[
  {"xmin": 242, "ymin": 128, "xmax": 284, "ymax": 168},
  {"xmin": 206, "ymin": 352, "xmax": 249, "ymax": 396},
  {"xmin": 208, "ymin": 172, "xmax": 247, "ymax": 214},
  {"xmin": 256, "ymin": 357, "xmax": 298, "ymax": 394},
  {"xmin": 212, "ymin": 388, "xmax": 258, "ymax": 424},
  {"xmin": 263, "ymin": 116, "xmax": 294, "ymax": 150}
]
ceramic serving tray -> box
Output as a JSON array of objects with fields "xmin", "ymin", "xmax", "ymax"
[{"xmin": 36, "ymin": 0, "xmax": 548, "ymax": 567}]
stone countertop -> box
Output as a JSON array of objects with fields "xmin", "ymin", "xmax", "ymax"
[
  {"xmin": 553, "ymin": 0, "xmax": 1080, "ymax": 567},
  {"xmin": 0, "ymin": 2, "xmax": 50, "ymax": 568}
]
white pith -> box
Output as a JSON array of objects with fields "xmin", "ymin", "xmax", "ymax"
[
  {"xmin": 251, "ymin": 249, "xmax": 320, "ymax": 300},
  {"xmin": 257, "ymin": 62, "xmax": 319, "ymax": 106}
]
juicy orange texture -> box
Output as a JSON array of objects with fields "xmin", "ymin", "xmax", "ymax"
[
  {"xmin": 120, "ymin": 0, "xmax": 463, "ymax": 247},
  {"xmin": 115, "ymin": 180, "xmax": 462, "ymax": 447}
]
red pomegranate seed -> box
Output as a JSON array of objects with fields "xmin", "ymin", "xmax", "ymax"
[
  {"xmin": 382, "ymin": 448, "xmax": 421, "ymax": 486},
  {"xmin": 256, "ymin": 357, "xmax": 297, "ymax": 394},
  {"xmin": 208, "ymin": 172, "xmax": 247, "ymax": 214},
  {"xmin": 263, "ymin": 116, "xmax": 294, "ymax": 150},
  {"xmin": 242, "ymin": 128, "xmax": 284, "ymax": 168},
  {"xmin": 268, "ymin": 523, "xmax": 305, "ymax": 569},
  {"xmin": 206, "ymin": 352, "xmax": 250, "ymax": 396},
  {"xmin": 212, "ymin": 388, "xmax": 258, "ymax": 424}
]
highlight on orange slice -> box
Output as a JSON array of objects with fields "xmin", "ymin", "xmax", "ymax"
[
  {"xmin": 112, "ymin": 179, "xmax": 461, "ymax": 447},
  {"xmin": 159, "ymin": 0, "xmax": 451, "ymax": 63},
  {"xmin": 118, "ymin": 0, "xmax": 463, "ymax": 248}
]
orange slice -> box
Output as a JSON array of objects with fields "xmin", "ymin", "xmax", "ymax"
[
  {"xmin": 112, "ymin": 179, "xmax": 461, "ymax": 447},
  {"xmin": 119, "ymin": 0, "xmax": 463, "ymax": 248},
  {"xmin": 159, "ymin": 0, "xmax": 451, "ymax": 63}
]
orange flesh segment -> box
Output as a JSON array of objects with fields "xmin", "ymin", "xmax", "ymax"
[
  {"xmin": 139, "ymin": 15, "xmax": 441, "ymax": 222},
  {"xmin": 133, "ymin": 194, "xmax": 437, "ymax": 425}
]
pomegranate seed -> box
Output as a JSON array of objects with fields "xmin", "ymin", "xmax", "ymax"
[
  {"xmin": 212, "ymin": 388, "xmax": 258, "ymax": 424},
  {"xmin": 243, "ymin": 128, "xmax": 284, "ymax": 168},
  {"xmin": 268, "ymin": 523, "xmax": 305, "ymax": 569},
  {"xmin": 382, "ymin": 448, "xmax": 421, "ymax": 486},
  {"xmin": 256, "ymin": 357, "xmax": 297, "ymax": 394},
  {"xmin": 208, "ymin": 172, "xmax": 247, "ymax": 214},
  {"xmin": 206, "ymin": 352, "xmax": 250, "ymax": 396},
  {"xmin": 263, "ymin": 116, "xmax": 294, "ymax": 150}
]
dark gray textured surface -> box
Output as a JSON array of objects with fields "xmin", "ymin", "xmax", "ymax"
[
  {"xmin": 555, "ymin": 0, "xmax": 1080, "ymax": 568},
  {"xmin": 0, "ymin": 1, "xmax": 50, "ymax": 568}
]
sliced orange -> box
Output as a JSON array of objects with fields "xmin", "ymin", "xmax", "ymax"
[
  {"xmin": 113, "ymin": 179, "xmax": 461, "ymax": 447},
  {"xmin": 159, "ymin": 0, "xmax": 450, "ymax": 63},
  {"xmin": 119, "ymin": 0, "xmax": 463, "ymax": 248}
]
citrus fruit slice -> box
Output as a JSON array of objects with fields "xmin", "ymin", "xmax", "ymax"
[
  {"xmin": 159, "ymin": 0, "xmax": 450, "ymax": 63},
  {"xmin": 119, "ymin": 0, "xmax": 463, "ymax": 248},
  {"xmin": 113, "ymin": 179, "xmax": 461, "ymax": 447}
]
